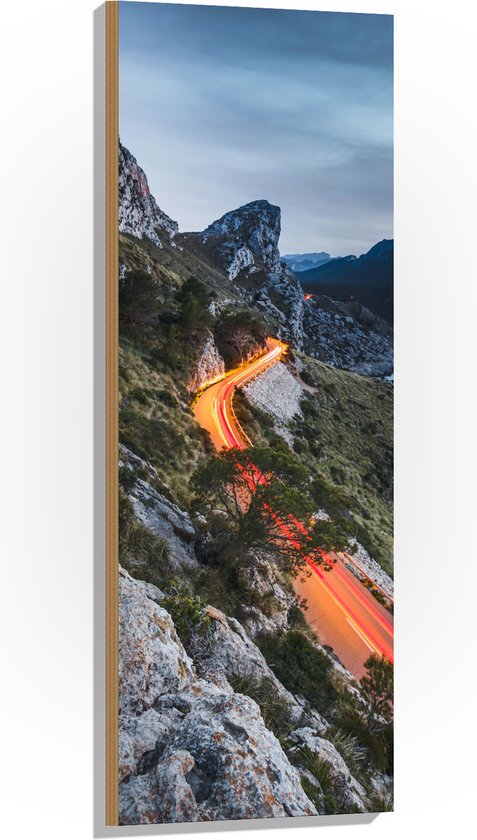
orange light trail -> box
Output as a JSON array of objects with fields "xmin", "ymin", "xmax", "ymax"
[{"xmin": 193, "ymin": 336, "xmax": 394, "ymax": 669}]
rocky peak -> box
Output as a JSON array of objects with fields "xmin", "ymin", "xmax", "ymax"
[
  {"xmin": 119, "ymin": 141, "xmax": 178, "ymax": 248},
  {"xmin": 361, "ymin": 238, "xmax": 393, "ymax": 261},
  {"xmin": 201, "ymin": 200, "xmax": 281, "ymax": 277}
]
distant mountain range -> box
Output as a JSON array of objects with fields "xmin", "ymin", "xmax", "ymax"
[
  {"xmin": 282, "ymin": 252, "xmax": 331, "ymax": 273},
  {"xmin": 296, "ymin": 240, "xmax": 394, "ymax": 323}
]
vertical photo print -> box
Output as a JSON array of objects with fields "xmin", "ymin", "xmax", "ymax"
[{"xmin": 108, "ymin": 0, "xmax": 394, "ymax": 825}]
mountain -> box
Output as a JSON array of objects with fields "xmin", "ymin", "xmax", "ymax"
[
  {"xmin": 180, "ymin": 204, "xmax": 392, "ymax": 376},
  {"xmin": 282, "ymin": 252, "xmax": 331, "ymax": 273},
  {"xmin": 201, "ymin": 199, "xmax": 282, "ymax": 277},
  {"xmin": 117, "ymin": 144, "xmax": 394, "ymax": 820},
  {"xmin": 118, "ymin": 140, "xmax": 178, "ymax": 247},
  {"xmin": 297, "ymin": 240, "xmax": 393, "ymax": 323},
  {"xmin": 180, "ymin": 200, "xmax": 306, "ymax": 349},
  {"xmin": 118, "ymin": 143, "xmax": 393, "ymax": 376}
]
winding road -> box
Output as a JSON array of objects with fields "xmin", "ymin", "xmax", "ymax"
[{"xmin": 193, "ymin": 339, "xmax": 393, "ymax": 678}]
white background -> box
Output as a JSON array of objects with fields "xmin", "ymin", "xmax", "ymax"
[{"xmin": 1, "ymin": 0, "xmax": 476, "ymax": 838}]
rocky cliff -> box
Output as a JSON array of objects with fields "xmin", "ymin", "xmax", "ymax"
[
  {"xmin": 187, "ymin": 200, "xmax": 306, "ymax": 349},
  {"xmin": 117, "ymin": 445, "xmax": 394, "ymax": 822},
  {"xmin": 119, "ymin": 141, "xmax": 178, "ymax": 248},
  {"xmin": 118, "ymin": 143, "xmax": 393, "ymax": 375},
  {"xmin": 119, "ymin": 568, "xmax": 318, "ymax": 824},
  {"xmin": 201, "ymin": 199, "xmax": 282, "ymax": 276},
  {"xmin": 188, "ymin": 199, "xmax": 391, "ymax": 372},
  {"xmin": 303, "ymin": 295, "xmax": 393, "ymax": 376},
  {"xmin": 186, "ymin": 330, "xmax": 225, "ymax": 393}
]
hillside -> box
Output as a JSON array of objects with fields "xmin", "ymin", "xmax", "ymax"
[
  {"xmin": 117, "ymin": 142, "xmax": 394, "ymax": 821},
  {"xmin": 298, "ymin": 240, "xmax": 394, "ymax": 323}
]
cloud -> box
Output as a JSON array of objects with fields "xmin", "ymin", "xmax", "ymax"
[{"xmin": 119, "ymin": 2, "xmax": 393, "ymax": 255}]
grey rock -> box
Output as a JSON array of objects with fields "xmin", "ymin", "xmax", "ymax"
[
  {"xmin": 119, "ymin": 567, "xmax": 195, "ymax": 720},
  {"xmin": 290, "ymin": 727, "xmax": 368, "ymax": 812},
  {"xmin": 187, "ymin": 330, "xmax": 225, "ymax": 392},
  {"xmin": 119, "ymin": 141, "xmax": 178, "ymax": 247},
  {"xmin": 128, "ymin": 477, "xmax": 197, "ymax": 572},
  {"xmin": 243, "ymin": 361, "xmax": 304, "ymax": 446},
  {"xmin": 201, "ymin": 200, "xmax": 281, "ymax": 272},
  {"xmin": 118, "ymin": 568, "xmax": 318, "ymax": 824}
]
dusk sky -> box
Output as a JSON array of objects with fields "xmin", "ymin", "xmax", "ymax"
[{"xmin": 119, "ymin": 2, "xmax": 393, "ymax": 256}]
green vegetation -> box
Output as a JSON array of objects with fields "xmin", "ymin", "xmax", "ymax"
[
  {"xmin": 292, "ymin": 745, "xmax": 340, "ymax": 814},
  {"xmin": 333, "ymin": 656, "xmax": 394, "ymax": 776},
  {"xmin": 214, "ymin": 309, "xmax": 267, "ymax": 367},
  {"xmin": 257, "ymin": 630, "xmax": 338, "ymax": 716},
  {"xmin": 192, "ymin": 446, "xmax": 351, "ymax": 577},
  {"xmin": 228, "ymin": 675, "xmax": 294, "ymax": 744},
  {"xmin": 323, "ymin": 728, "xmax": 366, "ymax": 778},
  {"xmin": 190, "ymin": 556, "xmax": 276, "ymax": 623},
  {"xmin": 360, "ymin": 654, "xmax": 394, "ymax": 729},
  {"xmin": 118, "ymin": 235, "xmax": 219, "ymax": 503},
  {"xmin": 119, "ymin": 492, "xmax": 171, "ymax": 588},
  {"xmin": 293, "ymin": 356, "xmax": 393, "ymax": 574},
  {"xmin": 162, "ymin": 590, "xmax": 212, "ymax": 650},
  {"xmin": 119, "ymin": 341, "xmax": 206, "ymax": 505},
  {"xmin": 334, "ymin": 705, "xmax": 393, "ymax": 776}
]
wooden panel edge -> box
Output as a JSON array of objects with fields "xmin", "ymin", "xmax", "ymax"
[{"xmin": 105, "ymin": 0, "xmax": 119, "ymax": 827}]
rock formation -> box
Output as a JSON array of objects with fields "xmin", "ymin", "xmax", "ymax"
[
  {"xmin": 118, "ymin": 142, "xmax": 393, "ymax": 376},
  {"xmin": 118, "ymin": 567, "xmax": 318, "ymax": 824},
  {"xmin": 187, "ymin": 331, "xmax": 225, "ymax": 392},
  {"xmin": 119, "ymin": 141, "xmax": 178, "ymax": 248}
]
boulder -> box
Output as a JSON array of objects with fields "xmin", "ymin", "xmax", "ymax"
[
  {"xmin": 290, "ymin": 726, "xmax": 368, "ymax": 812},
  {"xmin": 118, "ymin": 568, "xmax": 317, "ymax": 824}
]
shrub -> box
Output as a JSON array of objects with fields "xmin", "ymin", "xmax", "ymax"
[
  {"xmin": 360, "ymin": 655, "xmax": 394, "ymax": 728},
  {"xmin": 162, "ymin": 591, "xmax": 212, "ymax": 649},
  {"xmin": 228, "ymin": 676, "xmax": 293, "ymax": 744},
  {"xmin": 192, "ymin": 560, "xmax": 274, "ymax": 622},
  {"xmin": 119, "ymin": 492, "xmax": 171, "ymax": 587},
  {"xmin": 119, "ymin": 269, "xmax": 160, "ymax": 327},
  {"xmin": 130, "ymin": 387, "xmax": 150, "ymax": 405},
  {"xmin": 334, "ymin": 704, "xmax": 393, "ymax": 776},
  {"xmin": 325, "ymin": 728, "xmax": 366, "ymax": 778},
  {"xmin": 300, "ymin": 369, "xmax": 317, "ymax": 387},
  {"xmin": 257, "ymin": 630, "xmax": 338, "ymax": 715},
  {"xmin": 292, "ymin": 746, "xmax": 338, "ymax": 814},
  {"xmin": 119, "ymin": 408, "xmax": 185, "ymax": 468},
  {"xmin": 156, "ymin": 389, "xmax": 177, "ymax": 408},
  {"xmin": 214, "ymin": 310, "xmax": 267, "ymax": 368}
]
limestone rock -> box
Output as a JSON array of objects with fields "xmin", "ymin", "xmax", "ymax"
[
  {"xmin": 118, "ymin": 568, "xmax": 317, "ymax": 824},
  {"xmin": 119, "ymin": 141, "xmax": 178, "ymax": 247},
  {"xmin": 243, "ymin": 361, "xmax": 304, "ymax": 446},
  {"xmin": 123, "ymin": 467, "xmax": 197, "ymax": 572},
  {"xmin": 201, "ymin": 200, "xmax": 281, "ymax": 272},
  {"xmin": 187, "ymin": 330, "xmax": 225, "ymax": 392},
  {"xmin": 290, "ymin": 727, "xmax": 368, "ymax": 812},
  {"xmin": 119, "ymin": 567, "xmax": 195, "ymax": 720}
]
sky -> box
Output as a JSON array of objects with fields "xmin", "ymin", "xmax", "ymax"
[{"xmin": 119, "ymin": 2, "xmax": 393, "ymax": 256}]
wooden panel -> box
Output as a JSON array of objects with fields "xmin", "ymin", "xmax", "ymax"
[{"xmin": 105, "ymin": 0, "xmax": 118, "ymax": 827}]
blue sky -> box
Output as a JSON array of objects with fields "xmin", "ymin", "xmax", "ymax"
[{"xmin": 119, "ymin": 2, "xmax": 393, "ymax": 255}]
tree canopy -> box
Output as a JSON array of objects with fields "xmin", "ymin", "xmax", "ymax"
[
  {"xmin": 214, "ymin": 309, "xmax": 268, "ymax": 368},
  {"xmin": 119, "ymin": 269, "xmax": 159, "ymax": 326},
  {"xmin": 192, "ymin": 446, "xmax": 351, "ymax": 575},
  {"xmin": 360, "ymin": 654, "xmax": 394, "ymax": 730}
]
